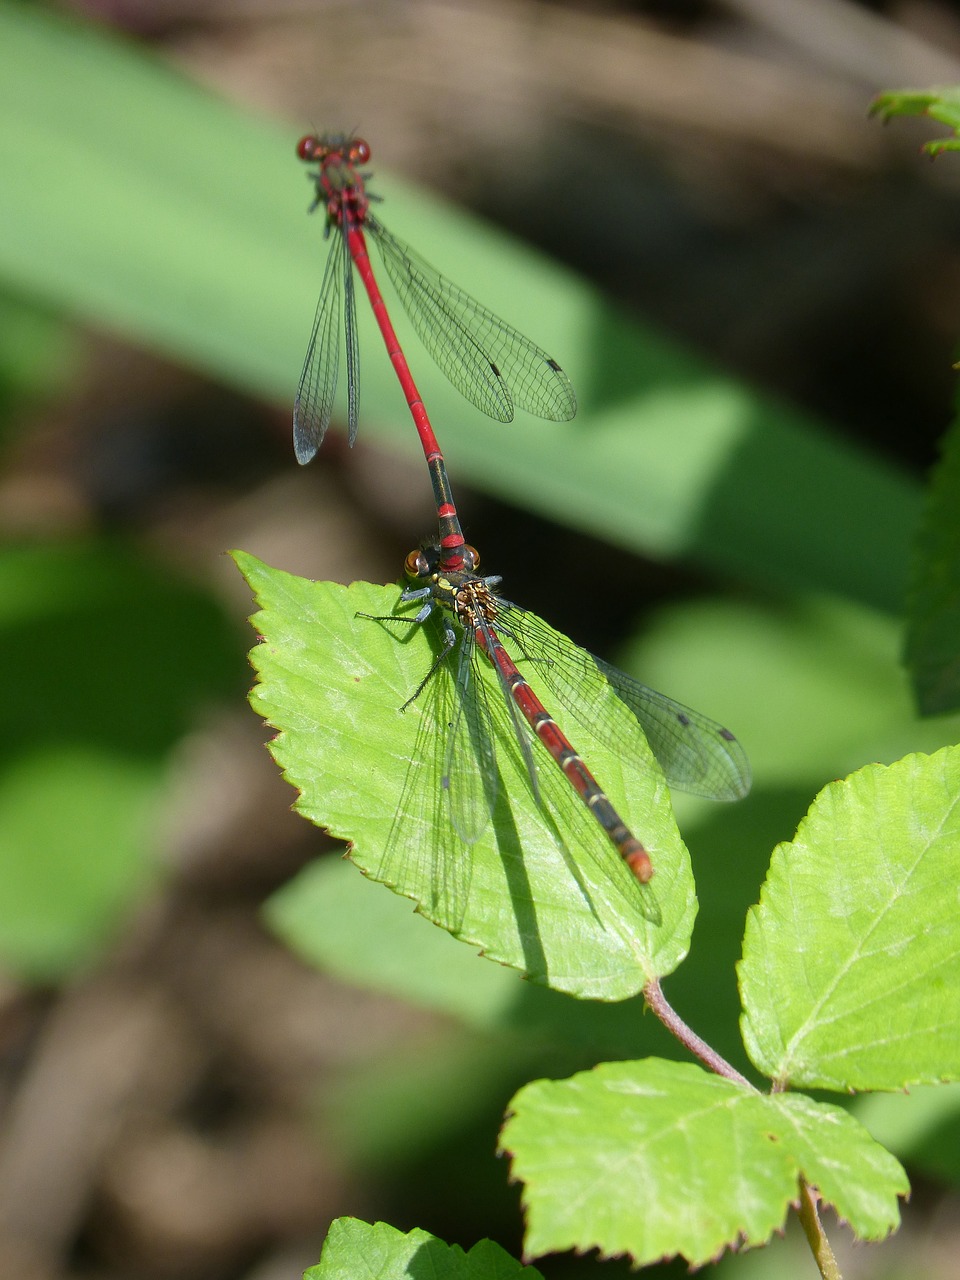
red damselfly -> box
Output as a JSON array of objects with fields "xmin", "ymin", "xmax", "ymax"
[
  {"xmin": 294, "ymin": 136, "xmax": 749, "ymax": 906},
  {"xmin": 293, "ymin": 134, "xmax": 576, "ymax": 552},
  {"xmin": 361, "ymin": 535, "xmax": 750, "ymax": 912}
]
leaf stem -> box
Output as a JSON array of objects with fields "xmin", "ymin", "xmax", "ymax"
[
  {"xmin": 643, "ymin": 980, "xmax": 754, "ymax": 1087},
  {"xmin": 797, "ymin": 1179, "xmax": 842, "ymax": 1280}
]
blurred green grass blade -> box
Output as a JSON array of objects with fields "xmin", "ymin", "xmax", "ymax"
[
  {"xmin": 0, "ymin": 1, "xmax": 299, "ymax": 397},
  {"xmin": 266, "ymin": 855, "xmax": 693, "ymax": 1069},
  {"xmin": 0, "ymin": 2, "xmax": 919, "ymax": 608},
  {"xmin": 266, "ymin": 856, "xmax": 520, "ymax": 1027},
  {"xmin": 270, "ymin": 859, "xmax": 701, "ymax": 1083},
  {"xmin": 624, "ymin": 595, "xmax": 912, "ymax": 792}
]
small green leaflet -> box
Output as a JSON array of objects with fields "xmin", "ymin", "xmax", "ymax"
[
  {"xmin": 871, "ymin": 87, "xmax": 960, "ymax": 155},
  {"xmin": 306, "ymin": 1218, "xmax": 542, "ymax": 1280},
  {"xmin": 500, "ymin": 1059, "xmax": 908, "ymax": 1268},
  {"xmin": 235, "ymin": 552, "xmax": 695, "ymax": 1000},
  {"xmin": 740, "ymin": 746, "xmax": 960, "ymax": 1090}
]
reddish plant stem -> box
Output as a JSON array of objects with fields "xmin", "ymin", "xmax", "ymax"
[{"xmin": 643, "ymin": 979, "xmax": 755, "ymax": 1088}]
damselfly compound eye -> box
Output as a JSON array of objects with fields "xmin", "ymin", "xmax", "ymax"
[
  {"xmin": 296, "ymin": 135, "xmax": 320, "ymax": 161},
  {"xmin": 405, "ymin": 549, "xmax": 430, "ymax": 579},
  {"xmin": 350, "ymin": 139, "xmax": 371, "ymax": 163}
]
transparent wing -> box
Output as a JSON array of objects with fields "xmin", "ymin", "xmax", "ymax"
[
  {"xmin": 374, "ymin": 663, "xmax": 474, "ymax": 933},
  {"xmin": 442, "ymin": 628, "xmax": 499, "ymax": 844},
  {"xmin": 476, "ymin": 619, "xmax": 663, "ymax": 927},
  {"xmin": 369, "ymin": 601, "xmax": 662, "ymax": 934},
  {"xmin": 593, "ymin": 656, "xmax": 751, "ymax": 801},
  {"xmin": 369, "ymin": 218, "xmax": 577, "ymax": 423},
  {"xmin": 500, "ymin": 605, "xmax": 751, "ymax": 803},
  {"xmin": 294, "ymin": 229, "xmax": 345, "ymax": 463}
]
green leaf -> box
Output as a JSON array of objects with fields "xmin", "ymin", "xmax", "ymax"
[
  {"xmin": 0, "ymin": 539, "xmax": 242, "ymax": 979},
  {"xmin": 306, "ymin": 1218, "xmax": 542, "ymax": 1280},
  {"xmin": 0, "ymin": 540, "xmax": 243, "ymax": 754},
  {"xmin": 235, "ymin": 551, "xmax": 695, "ymax": 1000},
  {"xmin": 499, "ymin": 1059, "xmax": 907, "ymax": 1268},
  {"xmin": 905, "ymin": 416, "xmax": 960, "ymax": 714},
  {"xmin": 871, "ymin": 87, "xmax": 960, "ymax": 155},
  {"xmin": 0, "ymin": 745, "xmax": 158, "ymax": 979},
  {"xmin": 740, "ymin": 746, "xmax": 960, "ymax": 1090},
  {"xmin": 265, "ymin": 856, "xmax": 520, "ymax": 1026}
]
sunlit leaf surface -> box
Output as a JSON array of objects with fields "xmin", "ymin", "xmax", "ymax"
[
  {"xmin": 237, "ymin": 552, "xmax": 696, "ymax": 1000},
  {"xmin": 740, "ymin": 746, "xmax": 960, "ymax": 1090}
]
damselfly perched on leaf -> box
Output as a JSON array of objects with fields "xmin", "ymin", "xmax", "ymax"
[{"xmin": 360, "ymin": 539, "xmax": 750, "ymax": 924}]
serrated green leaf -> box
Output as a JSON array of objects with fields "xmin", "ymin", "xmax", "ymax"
[
  {"xmin": 740, "ymin": 746, "xmax": 960, "ymax": 1090},
  {"xmin": 235, "ymin": 552, "xmax": 695, "ymax": 1000},
  {"xmin": 763, "ymin": 1092, "xmax": 908, "ymax": 1233},
  {"xmin": 905, "ymin": 416, "xmax": 960, "ymax": 714},
  {"xmin": 306, "ymin": 1218, "xmax": 542, "ymax": 1280},
  {"xmin": 871, "ymin": 87, "xmax": 960, "ymax": 156},
  {"xmin": 500, "ymin": 1059, "xmax": 907, "ymax": 1268}
]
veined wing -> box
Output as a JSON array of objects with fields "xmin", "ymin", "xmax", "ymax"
[
  {"xmin": 369, "ymin": 218, "xmax": 577, "ymax": 423},
  {"xmin": 294, "ymin": 227, "xmax": 346, "ymax": 462},
  {"xmin": 442, "ymin": 626, "xmax": 499, "ymax": 845},
  {"xmin": 500, "ymin": 605, "xmax": 751, "ymax": 803}
]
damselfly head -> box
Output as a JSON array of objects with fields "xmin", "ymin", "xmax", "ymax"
[
  {"xmin": 297, "ymin": 134, "xmax": 371, "ymax": 165},
  {"xmin": 404, "ymin": 542, "xmax": 481, "ymax": 581}
]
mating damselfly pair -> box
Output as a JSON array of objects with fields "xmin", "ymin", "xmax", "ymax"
[{"xmin": 293, "ymin": 134, "xmax": 750, "ymax": 912}]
